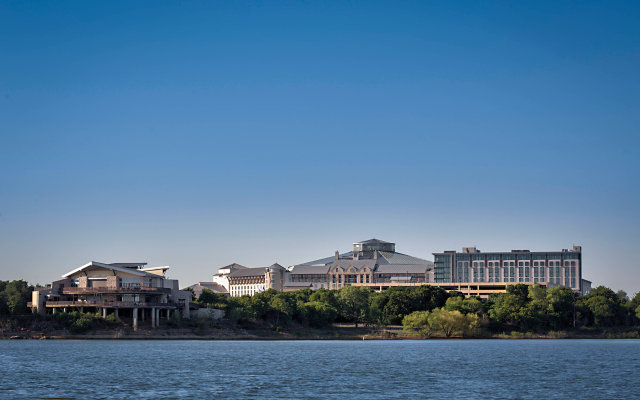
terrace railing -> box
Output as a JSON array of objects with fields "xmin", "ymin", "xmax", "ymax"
[
  {"xmin": 61, "ymin": 286, "xmax": 171, "ymax": 295},
  {"xmin": 45, "ymin": 301, "xmax": 175, "ymax": 308}
]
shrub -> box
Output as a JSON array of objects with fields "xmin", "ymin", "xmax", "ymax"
[{"xmin": 69, "ymin": 317, "xmax": 92, "ymax": 333}]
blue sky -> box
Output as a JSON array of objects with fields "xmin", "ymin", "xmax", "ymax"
[{"xmin": 1, "ymin": 1, "xmax": 639, "ymax": 294}]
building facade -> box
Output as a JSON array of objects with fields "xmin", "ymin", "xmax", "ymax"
[
  {"xmin": 29, "ymin": 261, "xmax": 192, "ymax": 330},
  {"xmin": 289, "ymin": 239, "xmax": 434, "ymax": 291},
  {"xmin": 213, "ymin": 239, "xmax": 434, "ymax": 297},
  {"xmin": 212, "ymin": 263, "xmax": 287, "ymax": 297},
  {"xmin": 433, "ymin": 246, "xmax": 584, "ymax": 293},
  {"xmin": 207, "ymin": 240, "xmax": 590, "ymax": 299}
]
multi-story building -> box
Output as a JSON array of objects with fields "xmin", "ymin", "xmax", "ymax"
[
  {"xmin": 207, "ymin": 241, "xmax": 590, "ymax": 299},
  {"xmin": 29, "ymin": 261, "xmax": 192, "ymax": 330},
  {"xmin": 212, "ymin": 263, "xmax": 287, "ymax": 297},
  {"xmin": 289, "ymin": 239, "xmax": 434, "ymax": 291},
  {"xmin": 212, "ymin": 239, "xmax": 434, "ymax": 297},
  {"xmin": 433, "ymin": 246, "xmax": 586, "ymax": 293}
]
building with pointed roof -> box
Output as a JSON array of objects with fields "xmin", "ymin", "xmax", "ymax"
[
  {"xmin": 29, "ymin": 261, "xmax": 192, "ymax": 330},
  {"xmin": 288, "ymin": 239, "xmax": 434, "ymax": 291},
  {"xmin": 211, "ymin": 262, "xmax": 287, "ymax": 297}
]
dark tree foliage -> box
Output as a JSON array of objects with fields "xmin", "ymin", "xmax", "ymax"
[
  {"xmin": 0, "ymin": 280, "xmax": 34, "ymax": 316},
  {"xmin": 183, "ymin": 283, "xmax": 640, "ymax": 332}
]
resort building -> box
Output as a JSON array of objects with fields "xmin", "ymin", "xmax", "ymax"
[
  {"xmin": 433, "ymin": 246, "xmax": 586, "ymax": 294},
  {"xmin": 289, "ymin": 239, "xmax": 434, "ymax": 291},
  {"xmin": 212, "ymin": 239, "xmax": 434, "ymax": 297},
  {"xmin": 205, "ymin": 240, "xmax": 591, "ymax": 299},
  {"xmin": 212, "ymin": 263, "xmax": 287, "ymax": 297},
  {"xmin": 29, "ymin": 261, "xmax": 192, "ymax": 330}
]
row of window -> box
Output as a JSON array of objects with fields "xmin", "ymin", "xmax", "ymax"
[
  {"xmin": 466, "ymin": 276, "xmax": 577, "ymax": 288},
  {"xmin": 461, "ymin": 261, "xmax": 578, "ymax": 267},
  {"xmin": 456, "ymin": 253, "xmax": 579, "ymax": 261}
]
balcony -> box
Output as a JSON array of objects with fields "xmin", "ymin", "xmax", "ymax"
[
  {"xmin": 61, "ymin": 286, "xmax": 171, "ymax": 295},
  {"xmin": 45, "ymin": 301, "xmax": 175, "ymax": 308}
]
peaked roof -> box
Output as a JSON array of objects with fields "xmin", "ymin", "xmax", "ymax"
[
  {"xmin": 377, "ymin": 252, "xmax": 433, "ymax": 265},
  {"xmin": 290, "ymin": 264, "xmax": 331, "ymax": 274},
  {"xmin": 62, "ymin": 261, "xmax": 162, "ymax": 278},
  {"xmin": 221, "ymin": 263, "xmax": 247, "ymax": 270},
  {"xmin": 355, "ymin": 238, "xmax": 392, "ymax": 244},
  {"xmin": 298, "ymin": 252, "xmax": 354, "ymax": 266},
  {"xmin": 228, "ymin": 267, "xmax": 267, "ymax": 277}
]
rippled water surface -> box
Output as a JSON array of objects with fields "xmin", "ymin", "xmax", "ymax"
[{"xmin": 1, "ymin": 339, "xmax": 639, "ymax": 399}]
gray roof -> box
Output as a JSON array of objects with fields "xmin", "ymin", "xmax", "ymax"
[
  {"xmin": 222, "ymin": 263, "xmax": 247, "ymax": 270},
  {"xmin": 290, "ymin": 265, "xmax": 331, "ymax": 275},
  {"xmin": 376, "ymin": 264, "xmax": 431, "ymax": 274},
  {"xmin": 298, "ymin": 252, "xmax": 354, "ymax": 266},
  {"xmin": 228, "ymin": 267, "xmax": 267, "ymax": 277},
  {"xmin": 378, "ymin": 251, "xmax": 433, "ymax": 265},
  {"xmin": 331, "ymin": 259, "xmax": 377, "ymax": 271},
  {"xmin": 183, "ymin": 282, "xmax": 228, "ymax": 295},
  {"xmin": 355, "ymin": 238, "xmax": 392, "ymax": 244}
]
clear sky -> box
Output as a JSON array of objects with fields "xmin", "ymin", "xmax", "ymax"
[{"xmin": 1, "ymin": 1, "xmax": 639, "ymax": 295}]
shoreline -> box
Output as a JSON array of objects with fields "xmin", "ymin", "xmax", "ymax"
[{"xmin": 3, "ymin": 328, "xmax": 639, "ymax": 341}]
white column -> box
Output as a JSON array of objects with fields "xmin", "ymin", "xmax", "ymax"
[
  {"xmin": 114, "ymin": 309, "xmax": 119, "ymax": 319},
  {"xmin": 133, "ymin": 308, "xmax": 138, "ymax": 331},
  {"xmin": 151, "ymin": 307, "xmax": 156, "ymax": 328}
]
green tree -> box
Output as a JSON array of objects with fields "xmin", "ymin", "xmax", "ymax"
[
  {"xmin": 269, "ymin": 293, "xmax": 294, "ymax": 327},
  {"xmin": 301, "ymin": 301, "xmax": 338, "ymax": 327},
  {"xmin": 428, "ymin": 308, "xmax": 472, "ymax": 337},
  {"xmin": 545, "ymin": 287, "xmax": 575, "ymax": 329},
  {"xmin": 616, "ymin": 290, "xmax": 629, "ymax": 303},
  {"xmin": 402, "ymin": 310, "xmax": 432, "ymax": 337},
  {"xmin": 367, "ymin": 292, "xmax": 389, "ymax": 326},
  {"xmin": 578, "ymin": 286, "xmax": 624, "ymax": 327},
  {"xmin": 337, "ymin": 286, "xmax": 371, "ymax": 327},
  {"xmin": 0, "ymin": 280, "xmax": 33, "ymax": 315},
  {"xmin": 309, "ymin": 289, "xmax": 339, "ymax": 309},
  {"xmin": 198, "ymin": 289, "xmax": 229, "ymax": 309},
  {"xmin": 381, "ymin": 290, "xmax": 415, "ymax": 325}
]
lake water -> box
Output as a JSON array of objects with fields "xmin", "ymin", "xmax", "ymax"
[{"xmin": 1, "ymin": 339, "xmax": 639, "ymax": 399}]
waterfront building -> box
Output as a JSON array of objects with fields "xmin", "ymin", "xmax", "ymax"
[
  {"xmin": 433, "ymin": 246, "xmax": 586, "ymax": 293},
  {"xmin": 212, "ymin": 263, "xmax": 287, "ymax": 297},
  {"xmin": 290, "ymin": 239, "xmax": 434, "ymax": 291},
  {"xmin": 207, "ymin": 240, "xmax": 591, "ymax": 299},
  {"xmin": 29, "ymin": 261, "xmax": 192, "ymax": 330},
  {"xmin": 211, "ymin": 240, "xmax": 433, "ymax": 297}
]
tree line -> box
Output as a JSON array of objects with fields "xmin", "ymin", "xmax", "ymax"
[{"xmin": 198, "ymin": 284, "xmax": 640, "ymax": 336}]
